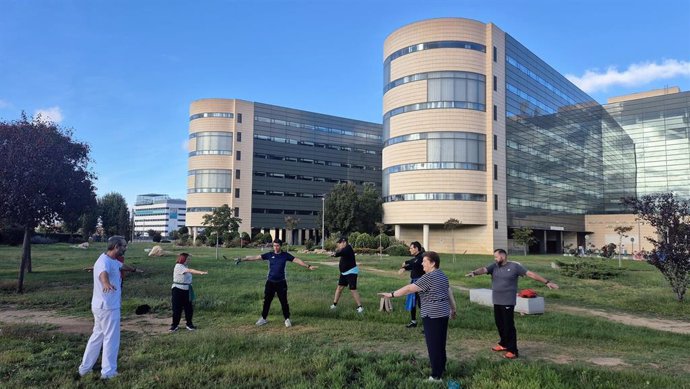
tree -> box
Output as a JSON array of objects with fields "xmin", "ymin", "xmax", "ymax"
[
  {"xmin": 201, "ymin": 204, "xmax": 242, "ymax": 243},
  {"xmin": 325, "ymin": 183, "xmax": 358, "ymax": 234},
  {"xmin": 356, "ymin": 183, "xmax": 383, "ymax": 234},
  {"xmin": 284, "ymin": 216, "xmax": 300, "ymax": 245},
  {"xmin": 512, "ymin": 227, "xmax": 537, "ymax": 256},
  {"xmin": 613, "ymin": 225, "xmax": 634, "ymax": 267},
  {"xmin": 623, "ymin": 193, "xmax": 690, "ymax": 301},
  {"xmin": 444, "ymin": 218, "xmax": 461, "ymax": 262},
  {"xmin": 99, "ymin": 192, "xmax": 130, "ymax": 238},
  {"xmin": 375, "ymin": 222, "xmax": 386, "ymax": 256},
  {"xmin": 0, "ymin": 114, "xmax": 96, "ymax": 292},
  {"xmin": 79, "ymin": 208, "xmax": 99, "ymax": 239}
]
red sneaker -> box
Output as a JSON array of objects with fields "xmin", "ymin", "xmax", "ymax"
[
  {"xmin": 491, "ymin": 345, "xmax": 508, "ymax": 352},
  {"xmin": 503, "ymin": 351, "xmax": 518, "ymax": 359}
]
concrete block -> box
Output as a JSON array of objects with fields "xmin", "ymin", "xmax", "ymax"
[{"xmin": 469, "ymin": 288, "xmax": 545, "ymax": 314}]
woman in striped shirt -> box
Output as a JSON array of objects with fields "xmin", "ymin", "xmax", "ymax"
[{"xmin": 379, "ymin": 251, "xmax": 457, "ymax": 382}]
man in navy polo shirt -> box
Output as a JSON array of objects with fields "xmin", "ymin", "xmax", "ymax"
[
  {"xmin": 238, "ymin": 239, "xmax": 317, "ymax": 328},
  {"xmin": 466, "ymin": 248, "xmax": 559, "ymax": 359}
]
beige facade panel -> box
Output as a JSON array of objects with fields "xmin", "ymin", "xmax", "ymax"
[
  {"xmin": 384, "ymin": 201, "xmax": 487, "ymax": 225},
  {"xmin": 189, "ymin": 118, "xmax": 234, "ymax": 133},
  {"xmin": 585, "ymin": 214, "xmax": 657, "ymax": 253},
  {"xmin": 232, "ymin": 100, "xmax": 255, "ymax": 233},
  {"xmin": 397, "ymin": 224, "xmax": 495, "ymax": 255},
  {"xmin": 382, "ymin": 82, "xmax": 427, "ymax": 113},
  {"xmin": 382, "ymin": 141, "xmax": 427, "ymax": 167},
  {"xmin": 387, "ymin": 170, "xmax": 488, "ymax": 194},
  {"xmin": 389, "ymin": 50, "xmax": 486, "ymax": 84},
  {"xmin": 388, "ymin": 110, "xmax": 486, "ymax": 139},
  {"xmin": 190, "ymin": 98, "xmax": 236, "ymax": 114},
  {"xmin": 188, "ymin": 155, "xmax": 233, "ymax": 170},
  {"xmin": 607, "ymin": 87, "xmax": 681, "ymax": 104},
  {"xmin": 384, "ymin": 18, "xmax": 487, "ymax": 59}
]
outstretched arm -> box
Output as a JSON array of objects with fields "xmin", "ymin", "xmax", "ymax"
[
  {"xmin": 293, "ymin": 258, "xmax": 317, "ymax": 270},
  {"xmin": 185, "ymin": 268, "xmax": 208, "ymax": 275},
  {"xmin": 465, "ymin": 267, "xmax": 488, "ymax": 277},
  {"xmin": 238, "ymin": 255, "xmax": 263, "ymax": 262},
  {"xmin": 121, "ymin": 264, "xmax": 143, "ymax": 273},
  {"xmin": 525, "ymin": 271, "xmax": 559, "ymax": 289},
  {"xmin": 448, "ymin": 287, "xmax": 457, "ymax": 319},
  {"xmin": 377, "ymin": 283, "xmax": 421, "ymax": 299}
]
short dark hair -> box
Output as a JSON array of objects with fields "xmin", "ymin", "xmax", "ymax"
[
  {"xmin": 337, "ymin": 237, "xmax": 348, "ymax": 244},
  {"xmin": 494, "ymin": 248, "xmax": 507, "ymax": 255},
  {"xmin": 423, "ymin": 251, "xmax": 441, "ymax": 268},
  {"xmin": 410, "ymin": 241, "xmax": 424, "ymax": 252},
  {"xmin": 273, "ymin": 239, "xmax": 283, "ymax": 246},
  {"xmin": 107, "ymin": 236, "xmax": 126, "ymax": 251}
]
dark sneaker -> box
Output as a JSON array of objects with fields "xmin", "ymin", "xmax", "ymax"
[
  {"xmin": 186, "ymin": 324, "xmax": 197, "ymax": 331},
  {"xmin": 406, "ymin": 321, "xmax": 417, "ymax": 328},
  {"xmin": 168, "ymin": 325, "xmax": 179, "ymax": 332}
]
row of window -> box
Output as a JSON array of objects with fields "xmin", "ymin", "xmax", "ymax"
[
  {"xmin": 508, "ymin": 197, "xmax": 586, "ymax": 215},
  {"xmin": 384, "ymin": 70, "xmax": 485, "ymax": 94},
  {"xmin": 252, "ymin": 190, "xmax": 324, "ymax": 198},
  {"xmin": 252, "ymin": 208, "xmax": 319, "ymax": 216},
  {"xmin": 507, "ymin": 168, "xmax": 603, "ymax": 199},
  {"xmin": 189, "ymin": 131, "xmax": 233, "ymax": 156},
  {"xmin": 254, "ymin": 153, "xmax": 380, "ymax": 171},
  {"xmin": 254, "ymin": 135, "xmax": 378, "ymax": 155},
  {"xmin": 506, "ymin": 140, "xmax": 602, "ymax": 179},
  {"xmin": 255, "ymin": 115, "xmax": 381, "ymax": 141},
  {"xmin": 427, "ymin": 78, "xmax": 486, "ymax": 106},
  {"xmin": 427, "ymin": 137, "xmax": 486, "ymax": 164},
  {"xmin": 384, "ymin": 131, "xmax": 485, "ymax": 147},
  {"xmin": 384, "ymin": 40, "xmax": 486, "ymax": 66},
  {"xmin": 383, "ymin": 101, "xmax": 486, "ymax": 120},
  {"xmin": 506, "ymin": 83, "xmax": 556, "ymax": 115},
  {"xmin": 383, "ymin": 193, "xmax": 486, "ymax": 202},
  {"xmin": 253, "ymin": 170, "xmax": 377, "ymax": 186},
  {"xmin": 506, "ymin": 55, "xmax": 578, "ymax": 106},
  {"xmin": 384, "ymin": 161, "xmax": 486, "ymax": 175},
  {"xmin": 189, "ymin": 112, "xmax": 234, "ymax": 121},
  {"xmin": 188, "ymin": 169, "xmax": 232, "ymax": 192}
]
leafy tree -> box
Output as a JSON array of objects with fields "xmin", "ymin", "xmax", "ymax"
[
  {"xmin": 614, "ymin": 225, "xmax": 634, "ymax": 267},
  {"xmin": 178, "ymin": 226, "xmax": 189, "ymax": 235},
  {"xmin": 623, "ymin": 193, "xmax": 690, "ymax": 301},
  {"xmin": 512, "ymin": 227, "xmax": 537, "ymax": 256},
  {"xmin": 325, "ymin": 183, "xmax": 358, "ymax": 234},
  {"xmin": 444, "ymin": 218, "xmax": 461, "ymax": 262},
  {"xmin": 79, "ymin": 208, "xmax": 99, "ymax": 239},
  {"xmin": 0, "ymin": 114, "xmax": 96, "ymax": 292},
  {"xmin": 99, "ymin": 192, "xmax": 130, "ymax": 238},
  {"xmin": 356, "ymin": 183, "xmax": 383, "ymax": 233},
  {"xmin": 201, "ymin": 204, "xmax": 242, "ymax": 243}
]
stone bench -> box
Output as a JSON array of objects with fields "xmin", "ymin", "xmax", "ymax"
[{"xmin": 469, "ymin": 288, "xmax": 545, "ymax": 315}]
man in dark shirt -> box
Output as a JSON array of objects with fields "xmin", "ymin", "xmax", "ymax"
[
  {"xmin": 466, "ymin": 248, "xmax": 559, "ymax": 359},
  {"xmin": 238, "ymin": 239, "xmax": 316, "ymax": 327},
  {"xmin": 330, "ymin": 237, "xmax": 364, "ymax": 313}
]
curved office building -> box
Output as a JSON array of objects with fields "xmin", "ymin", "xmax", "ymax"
[{"xmin": 383, "ymin": 18, "xmax": 506, "ymax": 254}]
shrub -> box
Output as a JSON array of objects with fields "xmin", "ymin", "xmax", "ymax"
[
  {"xmin": 385, "ymin": 244, "xmax": 409, "ymax": 256},
  {"xmin": 555, "ymin": 260, "xmax": 624, "ymax": 279},
  {"xmin": 324, "ymin": 235, "xmax": 339, "ymax": 251},
  {"xmin": 374, "ymin": 233, "xmax": 391, "ymax": 249},
  {"xmin": 30, "ymin": 235, "xmax": 57, "ymax": 244},
  {"xmin": 175, "ymin": 233, "xmax": 190, "ymax": 246},
  {"xmin": 354, "ymin": 247, "xmax": 378, "ymax": 255},
  {"xmin": 601, "ymin": 243, "xmax": 617, "ymax": 258},
  {"xmin": 348, "ymin": 232, "xmax": 361, "ymax": 245},
  {"xmin": 354, "ymin": 233, "xmax": 376, "ymax": 249},
  {"xmin": 178, "ymin": 226, "xmax": 189, "ymax": 235},
  {"xmin": 152, "ymin": 232, "xmax": 162, "ymax": 243},
  {"xmin": 305, "ymin": 239, "xmax": 315, "ymax": 251}
]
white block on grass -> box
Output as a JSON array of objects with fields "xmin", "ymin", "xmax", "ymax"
[{"xmin": 469, "ymin": 288, "xmax": 545, "ymax": 315}]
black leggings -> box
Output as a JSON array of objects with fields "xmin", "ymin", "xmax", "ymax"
[
  {"xmin": 262, "ymin": 280, "xmax": 290, "ymax": 319},
  {"xmin": 171, "ymin": 287, "xmax": 194, "ymax": 326},
  {"xmin": 423, "ymin": 316, "xmax": 449, "ymax": 378},
  {"xmin": 494, "ymin": 304, "xmax": 518, "ymax": 355}
]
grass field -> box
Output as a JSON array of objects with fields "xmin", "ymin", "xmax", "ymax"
[{"xmin": 1, "ymin": 243, "xmax": 689, "ymax": 388}]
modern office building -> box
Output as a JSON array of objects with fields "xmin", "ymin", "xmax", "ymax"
[
  {"xmin": 185, "ymin": 99, "xmax": 382, "ymax": 244},
  {"xmin": 133, "ymin": 194, "xmax": 186, "ymax": 238}
]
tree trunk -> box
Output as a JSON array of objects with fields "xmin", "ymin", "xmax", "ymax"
[
  {"xmin": 17, "ymin": 226, "xmax": 31, "ymax": 293},
  {"xmin": 524, "ymin": 245, "xmax": 527, "ymax": 256}
]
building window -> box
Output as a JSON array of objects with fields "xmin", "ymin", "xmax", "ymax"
[
  {"xmin": 494, "ymin": 194, "xmax": 498, "ymax": 210},
  {"xmin": 189, "ymin": 131, "xmax": 232, "ymax": 156},
  {"xmin": 427, "ymin": 76, "xmax": 486, "ymax": 106},
  {"xmin": 493, "ymin": 105, "xmax": 497, "ymax": 121},
  {"xmin": 234, "ymin": 207, "xmax": 239, "ymax": 217},
  {"xmin": 235, "ymin": 188, "xmax": 240, "ymax": 198},
  {"xmin": 236, "ymin": 150, "xmax": 241, "ymax": 161},
  {"xmin": 237, "ymin": 132, "xmax": 242, "ymax": 142},
  {"xmin": 235, "ymin": 169, "xmax": 240, "ymax": 180},
  {"xmin": 427, "ymin": 137, "xmax": 486, "ymax": 165},
  {"xmin": 493, "ymin": 134, "xmax": 497, "ymax": 150},
  {"xmin": 237, "ymin": 113, "xmax": 242, "ymax": 123},
  {"xmin": 494, "ymin": 164, "xmax": 498, "ymax": 180},
  {"xmin": 188, "ymin": 169, "xmax": 232, "ymax": 193},
  {"xmin": 493, "ymin": 75, "xmax": 497, "ymax": 91},
  {"xmin": 493, "ymin": 46, "xmax": 497, "ymax": 62},
  {"xmin": 494, "ymin": 220, "xmax": 499, "ymax": 229}
]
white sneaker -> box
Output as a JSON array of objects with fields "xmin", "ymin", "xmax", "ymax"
[
  {"xmin": 284, "ymin": 318, "xmax": 292, "ymax": 327},
  {"xmin": 427, "ymin": 376, "xmax": 442, "ymax": 382},
  {"xmin": 356, "ymin": 306, "xmax": 364, "ymax": 314},
  {"xmin": 255, "ymin": 318, "xmax": 268, "ymax": 326},
  {"xmin": 330, "ymin": 304, "xmax": 337, "ymax": 310}
]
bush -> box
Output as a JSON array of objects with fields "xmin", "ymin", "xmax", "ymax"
[
  {"xmin": 374, "ymin": 233, "xmax": 391, "ymax": 249},
  {"xmin": 253, "ymin": 232, "xmax": 272, "ymax": 244},
  {"xmin": 354, "ymin": 247, "xmax": 378, "ymax": 254},
  {"xmin": 348, "ymin": 232, "xmax": 361, "ymax": 245},
  {"xmin": 0, "ymin": 227, "xmax": 26, "ymax": 245},
  {"xmin": 601, "ymin": 243, "xmax": 617, "ymax": 258},
  {"xmin": 324, "ymin": 236, "xmax": 339, "ymax": 251},
  {"xmin": 152, "ymin": 232, "xmax": 162, "ymax": 243},
  {"xmin": 178, "ymin": 226, "xmax": 189, "ymax": 235},
  {"xmin": 556, "ymin": 260, "xmax": 624, "ymax": 279},
  {"xmin": 175, "ymin": 233, "xmax": 190, "ymax": 246},
  {"xmin": 354, "ymin": 233, "xmax": 376, "ymax": 249},
  {"xmin": 305, "ymin": 239, "xmax": 315, "ymax": 251},
  {"xmin": 30, "ymin": 235, "xmax": 57, "ymax": 244},
  {"xmin": 385, "ymin": 244, "xmax": 409, "ymax": 256}
]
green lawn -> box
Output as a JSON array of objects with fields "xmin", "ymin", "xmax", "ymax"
[{"xmin": 1, "ymin": 243, "xmax": 689, "ymax": 388}]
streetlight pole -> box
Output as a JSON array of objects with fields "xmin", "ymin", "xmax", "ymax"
[
  {"xmin": 321, "ymin": 196, "xmax": 325, "ymax": 250},
  {"xmin": 214, "ymin": 232, "xmax": 219, "ymax": 260}
]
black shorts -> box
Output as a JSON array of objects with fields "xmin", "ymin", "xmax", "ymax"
[{"xmin": 338, "ymin": 273, "xmax": 358, "ymax": 290}]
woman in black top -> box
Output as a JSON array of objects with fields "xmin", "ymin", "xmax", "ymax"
[{"xmin": 398, "ymin": 241, "xmax": 425, "ymax": 327}]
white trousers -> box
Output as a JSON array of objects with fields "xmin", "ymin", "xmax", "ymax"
[{"xmin": 78, "ymin": 307, "xmax": 121, "ymax": 378}]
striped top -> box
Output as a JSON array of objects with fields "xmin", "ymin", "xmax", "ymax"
[{"xmin": 414, "ymin": 269, "xmax": 451, "ymax": 319}]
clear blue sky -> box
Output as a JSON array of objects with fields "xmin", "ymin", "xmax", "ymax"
[{"xmin": 1, "ymin": 0, "xmax": 689, "ymax": 208}]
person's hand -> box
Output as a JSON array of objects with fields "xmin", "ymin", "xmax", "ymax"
[
  {"xmin": 102, "ymin": 283, "xmax": 116, "ymax": 293},
  {"xmin": 546, "ymin": 281, "xmax": 559, "ymax": 290},
  {"xmin": 465, "ymin": 271, "xmax": 475, "ymax": 277},
  {"xmin": 450, "ymin": 309, "xmax": 457, "ymax": 320},
  {"xmin": 135, "ymin": 268, "xmax": 144, "ymax": 273},
  {"xmin": 307, "ymin": 265, "xmax": 318, "ymax": 270},
  {"xmin": 377, "ymin": 292, "xmax": 393, "ymax": 298},
  {"xmin": 83, "ymin": 267, "xmax": 93, "ymax": 272},
  {"xmin": 201, "ymin": 271, "xmax": 209, "ymax": 275},
  {"xmin": 397, "ymin": 268, "xmax": 406, "ymax": 275}
]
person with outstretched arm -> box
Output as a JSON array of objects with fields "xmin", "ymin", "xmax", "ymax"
[
  {"xmin": 397, "ymin": 241, "xmax": 425, "ymax": 328},
  {"xmin": 169, "ymin": 253, "xmax": 208, "ymax": 332},
  {"xmin": 330, "ymin": 237, "xmax": 364, "ymax": 313},
  {"xmin": 465, "ymin": 248, "xmax": 559, "ymax": 359}
]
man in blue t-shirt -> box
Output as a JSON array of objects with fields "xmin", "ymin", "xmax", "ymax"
[
  {"xmin": 238, "ymin": 239, "xmax": 317, "ymax": 328},
  {"xmin": 466, "ymin": 248, "xmax": 559, "ymax": 359}
]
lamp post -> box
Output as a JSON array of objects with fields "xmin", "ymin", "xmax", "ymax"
[
  {"xmin": 211, "ymin": 231, "xmax": 219, "ymax": 260},
  {"xmin": 321, "ymin": 196, "xmax": 325, "ymax": 250}
]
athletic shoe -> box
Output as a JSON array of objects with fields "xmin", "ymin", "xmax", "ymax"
[
  {"xmin": 491, "ymin": 344, "xmax": 508, "ymax": 352},
  {"xmin": 255, "ymin": 318, "xmax": 268, "ymax": 326},
  {"xmin": 186, "ymin": 324, "xmax": 197, "ymax": 331},
  {"xmin": 406, "ymin": 321, "xmax": 417, "ymax": 328},
  {"xmin": 503, "ymin": 351, "xmax": 518, "ymax": 359},
  {"xmin": 330, "ymin": 304, "xmax": 337, "ymax": 310},
  {"xmin": 356, "ymin": 306, "xmax": 364, "ymax": 314},
  {"xmin": 427, "ymin": 376, "xmax": 442, "ymax": 382},
  {"xmin": 284, "ymin": 318, "xmax": 292, "ymax": 328},
  {"xmin": 100, "ymin": 373, "xmax": 118, "ymax": 380},
  {"xmin": 168, "ymin": 325, "xmax": 179, "ymax": 333}
]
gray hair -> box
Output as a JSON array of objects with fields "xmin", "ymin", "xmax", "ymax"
[{"xmin": 107, "ymin": 236, "xmax": 127, "ymax": 251}]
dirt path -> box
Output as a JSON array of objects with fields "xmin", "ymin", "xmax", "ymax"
[
  {"xmin": 317, "ymin": 261, "xmax": 690, "ymax": 335},
  {"xmin": 0, "ymin": 306, "xmax": 170, "ymax": 335}
]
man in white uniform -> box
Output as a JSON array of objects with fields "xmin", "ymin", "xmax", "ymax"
[{"xmin": 78, "ymin": 236, "xmax": 131, "ymax": 379}]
